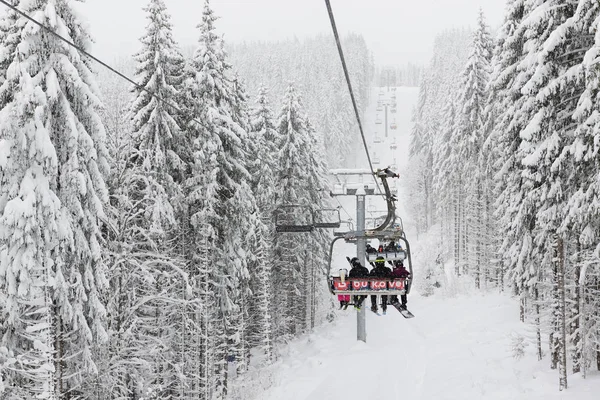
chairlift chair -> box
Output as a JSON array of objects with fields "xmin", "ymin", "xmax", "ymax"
[
  {"xmin": 313, "ymin": 208, "xmax": 341, "ymax": 229},
  {"xmin": 328, "ymin": 233, "xmax": 413, "ymax": 297},
  {"xmin": 332, "ymin": 182, "xmax": 345, "ymax": 195},
  {"xmin": 274, "ymin": 205, "xmax": 314, "ymax": 232},
  {"xmin": 325, "ymin": 169, "xmax": 413, "ymax": 296},
  {"xmin": 374, "ymin": 136, "xmax": 382, "ymax": 143}
]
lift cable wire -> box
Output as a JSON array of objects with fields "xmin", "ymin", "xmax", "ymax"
[
  {"xmin": 323, "ymin": 0, "xmax": 383, "ymax": 195},
  {"xmin": 334, "ymin": 196, "xmax": 353, "ymax": 222},
  {"xmin": 0, "ymin": 0, "xmax": 205, "ymax": 129}
]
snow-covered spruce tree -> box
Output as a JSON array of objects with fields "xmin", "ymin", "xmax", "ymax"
[
  {"xmin": 96, "ymin": 0, "xmax": 189, "ymax": 398},
  {"xmin": 433, "ymin": 94, "xmax": 460, "ymax": 273},
  {"xmin": 453, "ymin": 9, "xmax": 493, "ymax": 286},
  {"xmin": 488, "ymin": 0, "xmax": 539, "ymax": 328},
  {"xmin": 0, "ymin": 0, "xmax": 19, "ymax": 107},
  {"xmin": 273, "ymin": 83, "xmax": 331, "ymax": 337},
  {"xmin": 559, "ymin": 0, "xmax": 600, "ymax": 375},
  {"xmin": 247, "ymin": 85, "xmax": 279, "ymax": 363},
  {"xmin": 182, "ymin": 1, "xmax": 257, "ymax": 396},
  {"xmin": 407, "ymin": 29, "xmax": 471, "ymax": 240},
  {"xmin": 0, "ymin": 0, "xmax": 109, "ymax": 397},
  {"xmin": 516, "ymin": 0, "xmax": 593, "ymax": 387}
]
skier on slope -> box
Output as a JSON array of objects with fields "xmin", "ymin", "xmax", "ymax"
[
  {"xmin": 389, "ymin": 260, "xmax": 410, "ymax": 309},
  {"xmin": 347, "ymin": 257, "xmax": 369, "ymax": 309},
  {"xmin": 369, "ymin": 256, "xmax": 392, "ymax": 313}
]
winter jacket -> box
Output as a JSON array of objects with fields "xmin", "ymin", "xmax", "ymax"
[
  {"xmin": 369, "ymin": 265, "xmax": 392, "ymax": 278},
  {"xmin": 391, "ymin": 266, "xmax": 410, "ymax": 279},
  {"xmin": 366, "ymin": 244, "xmax": 378, "ymax": 254},
  {"xmin": 349, "ymin": 264, "xmax": 370, "ymax": 278}
]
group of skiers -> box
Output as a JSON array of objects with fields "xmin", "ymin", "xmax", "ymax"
[
  {"xmin": 337, "ymin": 252, "xmax": 410, "ymax": 314},
  {"xmin": 366, "ymin": 239, "xmax": 404, "ymax": 255}
]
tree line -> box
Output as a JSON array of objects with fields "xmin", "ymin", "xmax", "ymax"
[{"xmin": 408, "ymin": 2, "xmax": 600, "ymax": 389}]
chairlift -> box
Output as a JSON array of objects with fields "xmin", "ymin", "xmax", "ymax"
[
  {"xmin": 375, "ymin": 119, "xmax": 382, "ymax": 125},
  {"xmin": 373, "ymin": 156, "xmax": 380, "ymax": 165},
  {"xmin": 391, "ymin": 108, "xmax": 397, "ymax": 114},
  {"xmin": 274, "ymin": 205, "xmax": 341, "ymax": 232},
  {"xmin": 332, "ymin": 182, "xmax": 345, "ymax": 195},
  {"xmin": 325, "ymin": 169, "xmax": 413, "ymax": 296},
  {"xmin": 374, "ymin": 136, "xmax": 382, "ymax": 143},
  {"xmin": 334, "ymin": 220, "xmax": 355, "ymax": 237},
  {"xmin": 313, "ymin": 208, "xmax": 341, "ymax": 229},
  {"xmin": 274, "ymin": 205, "xmax": 314, "ymax": 232},
  {"xmin": 390, "ymin": 123, "xmax": 397, "ymax": 130}
]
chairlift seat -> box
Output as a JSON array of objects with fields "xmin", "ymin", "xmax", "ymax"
[
  {"xmin": 275, "ymin": 225, "xmax": 314, "ymax": 233},
  {"xmin": 367, "ymin": 250, "xmax": 407, "ymax": 262},
  {"xmin": 314, "ymin": 221, "xmax": 341, "ymax": 229}
]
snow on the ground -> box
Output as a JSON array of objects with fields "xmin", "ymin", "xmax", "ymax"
[{"xmin": 232, "ymin": 291, "xmax": 600, "ymax": 400}]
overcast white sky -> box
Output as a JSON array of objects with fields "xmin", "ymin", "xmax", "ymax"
[{"xmin": 56, "ymin": 0, "xmax": 504, "ymax": 65}]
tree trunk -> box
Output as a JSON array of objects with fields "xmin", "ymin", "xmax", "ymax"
[
  {"xmin": 554, "ymin": 235, "xmax": 568, "ymax": 390},
  {"xmin": 535, "ymin": 286, "xmax": 542, "ymax": 361},
  {"xmin": 572, "ymin": 240, "xmax": 581, "ymax": 374},
  {"xmin": 454, "ymin": 183, "xmax": 461, "ymax": 276}
]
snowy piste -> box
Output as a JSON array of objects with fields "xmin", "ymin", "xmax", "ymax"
[{"xmin": 230, "ymin": 293, "xmax": 599, "ymax": 400}]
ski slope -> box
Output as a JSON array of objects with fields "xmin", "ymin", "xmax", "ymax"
[
  {"xmin": 228, "ymin": 87, "xmax": 600, "ymax": 399},
  {"xmin": 237, "ymin": 291, "xmax": 598, "ymax": 400}
]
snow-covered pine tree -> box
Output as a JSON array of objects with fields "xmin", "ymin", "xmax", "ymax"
[
  {"xmin": 433, "ymin": 94, "xmax": 460, "ymax": 272},
  {"xmin": 247, "ymin": 85, "xmax": 279, "ymax": 363},
  {"xmin": 454, "ymin": 9, "xmax": 493, "ymax": 287},
  {"xmin": 516, "ymin": 0, "xmax": 592, "ymax": 387},
  {"xmin": 0, "ymin": 0, "xmax": 110, "ymax": 396},
  {"xmin": 273, "ymin": 82, "xmax": 331, "ymax": 336},
  {"xmin": 559, "ymin": 0, "xmax": 600, "ymax": 375},
  {"xmin": 182, "ymin": 1, "xmax": 257, "ymax": 396},
  {"xmin": 0, "ymin": 0, "xmax": 19, "ymax": 107},
  {"xmin": 407, "ymin": 29, "xmax": 471, "ymax": 240},
  {"xmin": 97, "ymin": 0, "xmax": 190, "ymax": 397},
  {"xmin": 488, "ymin": 0, "xmax": 539, "ymax": 330},
  {"xmin": 273, "ymin": 83, "xmax": 311, "ymax": 338}
]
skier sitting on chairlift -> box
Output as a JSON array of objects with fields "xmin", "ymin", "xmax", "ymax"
[
  {"xmin": 389, "ymin": 260, "xmax": 410, "ymax": 309},
  {"xmin": 366, "ymin": 243, "xmax": 378, "ymax": 254},
  {"xmin": 337, "ymin": 268, "xmax": 351, "ymax": 309},
  {"xmin": 369, "ymin": 256, "xmax": 392, "ymax": 313},
  {"xmin": 347, "ymin": 257, "xmax": 369, "ymax": 309},
  {"xmin": 385, "ymin": 240, "xmax": 397, "ymax": 252}
]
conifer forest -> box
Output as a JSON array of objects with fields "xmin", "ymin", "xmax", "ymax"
[{"xmin": 0, "ymin": 0, "xmax": 599, "ymax": 399}]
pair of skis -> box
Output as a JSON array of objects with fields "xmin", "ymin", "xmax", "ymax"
[{"xmin": 368, "ymin": 303, "xmax": 414, "ymax": 318}]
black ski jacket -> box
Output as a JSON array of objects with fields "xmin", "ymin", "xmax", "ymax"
[
  {"xmin": 369, "ymin": 265, "xmax": 392, "ymax": 278},
  {"xmin": 349, "ymin": 265, "xmax": 369, "ymax": 278}
]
